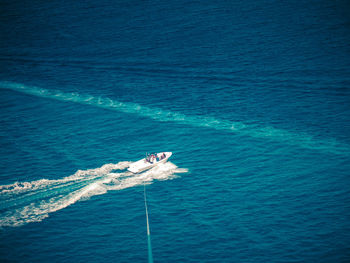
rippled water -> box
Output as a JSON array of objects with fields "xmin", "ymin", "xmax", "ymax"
[{"xmin": 1, "ymin": 0, "xmax": 350, "ymax": 262}]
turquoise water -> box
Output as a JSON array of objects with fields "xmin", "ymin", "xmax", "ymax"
[{"xmin": 1, "ymin": 1, "xmax": 350, "ymax": 262}]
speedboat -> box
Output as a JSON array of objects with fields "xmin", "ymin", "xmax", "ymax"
[{"xmin": 127, "ymin": 152, "xmax": 172, "ymax": 173}]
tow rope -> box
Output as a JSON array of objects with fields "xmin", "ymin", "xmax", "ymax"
[{"xmin": 144, "ymin": 183, "xmax": 154, "ymax": 263}]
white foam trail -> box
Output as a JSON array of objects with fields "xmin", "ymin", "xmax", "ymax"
[
  {"xmin": 0, "ymin": 81, "xmax": 349, "ymax": 154},
  {"xmin": 0, "ymin": 161, "xmax": 187, "ymax": 228},
  {"xmin": 0, "ymin": 162, "xmax": 130, "ymax": 194}
]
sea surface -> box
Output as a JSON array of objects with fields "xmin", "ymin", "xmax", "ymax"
[{"xmin": 1, "ymin": 0, "xmax": 350, "ymax": 262}]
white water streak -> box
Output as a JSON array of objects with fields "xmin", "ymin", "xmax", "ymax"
[
  {"xmin": 0, "ymin": 81, "xmax": 349, "ymax": 154},
  {"xmin": 0, "ymin": 161, "xmax": 187, "ymax": 228}
]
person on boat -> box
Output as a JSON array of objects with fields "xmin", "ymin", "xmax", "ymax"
[{"xmin": 145, "ymin": 153, "xmax": 152, "ymax": 163}]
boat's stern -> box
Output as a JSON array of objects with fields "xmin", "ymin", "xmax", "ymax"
[{"xmin": 127, "ymin": 166, "xmax": 139, "ymax": 173}]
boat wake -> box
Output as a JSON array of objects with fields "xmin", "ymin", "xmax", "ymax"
[
  {"xmin": 1, "ymin": 81, "xmax": 349, "ymax": 155},
  {"xmin": 0, "ymin": 161, "xmax": 187, "ymax": 228}
]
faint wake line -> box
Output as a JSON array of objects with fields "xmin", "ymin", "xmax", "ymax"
[{"xmin": 1, "ymin": 81, "xmax": 349, "ymax": 154}]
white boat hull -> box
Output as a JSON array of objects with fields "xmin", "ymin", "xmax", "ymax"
[{"xmin": 127, "ymin": 152, "xmax": 172, "ymax": 173}]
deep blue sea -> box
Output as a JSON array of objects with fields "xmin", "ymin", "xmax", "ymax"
[{"xmin": 1, "ymin": 0, "xmax": 350, "ymax": 262}]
